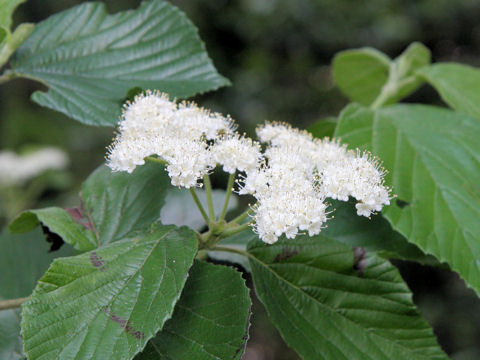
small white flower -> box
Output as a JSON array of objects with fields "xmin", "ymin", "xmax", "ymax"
[
  {"xmin": 107, "ymin": 91, "xmax": 233, "ymax": 187},
  {"xmin": 244, "ymin": 122, "xmax": 391, "ymax": 243},
  {"xmin": 106, "ymin": 92, "xmax": 392, "ymax": 244},
  {"xmin": 163, "ymin": 139, "xmax": 213, "ymax": 188},
  {"xmin": 212, "ymin": 135, "xmax": 262, "ymax": 174}
]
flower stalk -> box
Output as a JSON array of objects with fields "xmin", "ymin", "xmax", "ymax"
[
  {"xmin": 203, "ymin": 175, "xmax": 216, "ymax": 222},
  {"xmin": 219, "ymin": 172, "xmax": 236, "ymax": 221},
  {"xmin": 189, "ymin": 188, "xmax": 210, "ymax": 224}
]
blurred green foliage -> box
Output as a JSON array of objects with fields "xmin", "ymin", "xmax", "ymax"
[{"xmin": 2, "ymin": 0, "xmax": 480, "ymax": 358}]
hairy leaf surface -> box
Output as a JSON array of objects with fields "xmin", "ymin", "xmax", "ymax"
[
  {"xmin": 248, "ymin": 236, "xmax": 447, "ymax": 360},
  {"xmin": 81, "ymin": 163, "xmax": 170, "ymax": 246},
  {"xmin": 21, "ymin": 224, "xmax": 197, "ymax": 360},
  {"xmin": 10, "ymin": 0, "xmax": 229, "ymax": 126},
  {"xmin": 137, "ymin": 260, "xmax": 251, "ymax": 360}
]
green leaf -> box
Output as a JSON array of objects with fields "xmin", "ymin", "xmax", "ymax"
[
  {"xmin": 9, "ymin": 162, "xmax": 170, "ymax": 250},
  {"xmin": 9, "ymin": 207, "xmax": 97, "ymax": 252},
  {"xmin": 383, "ymin": 42, "xmax": 430, "ymax": 105},
  {"xmin": 21, "ymin": 224, "xmax": 197, "ymax": 360},
  {"xmin": 0, "ymin": 0, "xmax": 26, "ymax": 30},
  {"xmin": 137, "ymin": 260, "xmax": 251, "ymax": 360},
  {"xmin": 0, "ymin": 22, "xmax": 33, "ymax": 68},
  {"xmin": 332, "ymin": 47, "xmax": 390, "ymax": 106},
  {"xmin": 0, "ymin": 229, "xmax": 72, "ymax": 360},
  {"xmin": 81, "ymin": 162, "xmax": 170, "ymax": 246},
  {"xmin": 0, "ymin": 27, "xmax": 7, "ymax": 44},
  {"xmin": 333, "ymin": 43, "xmax": 430, "ymax": 108},
  {"xmin": 324, "ymin": 200, "xmax": 440, "ymax": 266},
  {"xmin": 10, "ymin": 0, "xmax": 230, "ymax": 127},
  {"xmin": 336, "ymin": 103, "xmax": 480, "ymax": 295},
  {"xmin": 248, "ymin": 235, "xmax": 447, "ymax": 360},
  {"xmin": 418, "ymin": 63, "xmax": 480, "ymax": 119},
  {"xmin": 307, "ymin": 116, "xmax": 337, "ymax": 139}
]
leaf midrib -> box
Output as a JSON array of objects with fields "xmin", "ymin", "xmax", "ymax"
[
  {"xmin": 26, "ymin": 229, "xmax": 174, "ymax": 359},
  {"xmin": 374, "ymin": 112, "xmax": 480, "ymax": 270},
  {"xmin": 247, "ymin": 246, "xmax": 434, "ymax": 358}
]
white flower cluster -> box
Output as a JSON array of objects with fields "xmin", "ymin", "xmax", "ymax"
[
  {"xmin": 0, "ymin": 147, "xmax": 69, "ymax": 186},
  {"xmin": 107, "ymin": 91, "xmax": 261, "ymax": 188},
  {"xmin": 243, "ymin": 123, "xmax": 391, "ymax": 243},
  {"xmin": 107, "ymin": 92, "xmax": 391, "ymax": 243}
]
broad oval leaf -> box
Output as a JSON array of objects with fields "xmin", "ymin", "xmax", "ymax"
[
  {"xmin": 81, "ymin": 162, "xmax": 170, "ymax": 246},
  {"xmin": 137, "ymin": 260, "xmax": 251, "ymax": 360},
  {"xmin": 418, "ymin": 63, "xmax": 480, "ymax": 119},
  {"xmin": 10, "ymin": 0, "xmax": 230, "ymax": 127},
  {"xmin": 248, "ymin": 236, "xmax": 447, "ymax": 360},
  {"xmin": 332, "ymin": 47, "xmax": 390, "ymax": 105},
  {"xmin": 336, "ymin": 103, "xmax": 480, "ymax": 295},
  {"xmin": 21, "ymin": 224, "xmax": 197, "ymax": 360}
]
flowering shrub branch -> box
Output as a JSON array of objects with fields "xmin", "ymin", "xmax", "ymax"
[
  {"xmin": 3, "ymin": 1, "xmax": 479, "ymax": 359},
  {"xmin": 107, "ymin": 91, "xmax": 391, "ymax": 247}
]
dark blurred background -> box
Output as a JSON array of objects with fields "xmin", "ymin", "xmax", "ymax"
[{"xmin": 2, "ymin": 1, "xmax": 480, "ymax": 358}]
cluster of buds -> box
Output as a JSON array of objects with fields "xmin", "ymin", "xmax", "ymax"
[{"xmin": 107, "ymin": 92, "xmax": 391, "ymax": 244}]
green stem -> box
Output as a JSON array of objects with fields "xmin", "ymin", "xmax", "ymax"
[
  {"xmin": 370, "ymin": 86, "xmax": 393, "ymax": 110},
  {"xmin": 0, "ymin": 297, "xmax": 28, "ymax": 310},
  {"xmin": 144, "ymin": 156, "xmax": 168, "ymax": 165},
  {"xmin": 189, "ymin": 188, "xmax": 209, "ymax": 224},
  {"xmin": 219, "ymin": 222, "xmax": 251, "ymax": 238},
  {"xmin": 219, "ymin": 172, "xmax": 236, "ymax": 221},
  {"xmin": 196, "ymin": 250, "xmax": 208, "ymax": 260},
  {"xmin": 211, "ymin": 245, "xmax": 249, "ymax": 258},
  {"xmin": 0, "ymin": 23, "xmax": 34, "ymax": 69},
  {"xmin": 203, "ymin": 175, "xmax": 215, "ymax": 221},
  {"xmin": 230, "ymin": 207, "xmax": 253, "ymax": 224}
]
